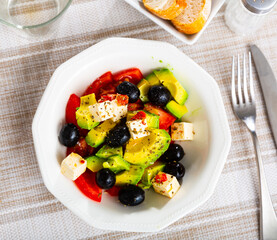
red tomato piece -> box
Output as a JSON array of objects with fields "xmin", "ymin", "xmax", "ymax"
[
  {"xmin": 98, "ymin": 94, "xmax": 117, "ymax": 103},
  {"xmin": 74, "ymin": 170, "xmax": 102, "ymax": 202},
  {"xmin": 98, "ymin": 94, "xmax": 129, "ymax": 106},
  {"xmin": 106, "ymin": 186, "xmax": 121, "ymax": 197},
  {"xmin": 98, "ymin": 84, "xmax": 117, "ymax": 97},
  {"xmin": 83, "ymin": 71, "xmax": 113, "ymax": 99},
  {"xmin": 116, "ymin": 94, "xmax": 129, "ymax": 106},
  {"xmin": 113, "ymin": 68, "xmax": 143, "ymax": 85},
  {"xmin": 131, "ymin": 111, "xmax": 147, "ymax": 121},
  {"xmin": 67, "ymin": 138, "xmax": 95, "ymax": 158},
  {"xmin": 66, "ymin": 94, "xmax": 80, "ymax": 125},
  {"xmin": 128, "ymin": 99, "xmax": 144, "ymax": 111},
  {"xmin": 144, "ymin": 103, "xmax": 176, "ymax": 130},
  {"xmin": 79, "ymin": 129, "xmax": 89, "ymax": 138},
  {"xmin": 154, "ymin": 173, "xmax": 167, "ymax": 183}
]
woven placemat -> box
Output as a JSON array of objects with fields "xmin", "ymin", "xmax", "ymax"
[{"xmin": 1, "ymin": 0, "xmax": 277, "ymax": 239}]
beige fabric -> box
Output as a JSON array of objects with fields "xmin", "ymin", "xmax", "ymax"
[{"xmin": 1, "ymin": 0, "xmax": 277, "ymax": 239}]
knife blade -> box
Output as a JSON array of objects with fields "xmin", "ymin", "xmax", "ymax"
[{"xmin": 250, "ymin": 44, "xmax": 277, "ymax": 147}]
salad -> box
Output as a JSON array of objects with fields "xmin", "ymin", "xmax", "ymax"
[{"xmin": 58, "ymin": 68, "xmax": 194, "ymax": 206}]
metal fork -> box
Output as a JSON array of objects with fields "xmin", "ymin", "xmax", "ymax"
[{"xmin": 231, "ymin": 53, "xmax": 277, "ymax": 240}]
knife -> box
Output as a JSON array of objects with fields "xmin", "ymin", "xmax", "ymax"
[{"xmin": 250, "ymin": 44, "xmax": 277, "ymax": 147}]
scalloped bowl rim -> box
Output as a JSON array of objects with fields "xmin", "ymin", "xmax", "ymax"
[{"xmin": 32, "ymin": 37, "xmax": 231, "ymax": 232}]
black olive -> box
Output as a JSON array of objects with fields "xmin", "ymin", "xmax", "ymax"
[
  {"xmin": 106, "ymin": 124, "xmax": 130, "ymax": 147},
  {"xmin": 118, "ymin": 185, "xmax": 145, "ymax": 206},
  {"xmin": 58, "ymin": 123, "xmax": 80, "ymax": 147},
  {"xmin": 119, "ymin": 117, "xmax": 127, "ymax": 125},
  {"xmin": 161, "ymin": 144, "xmax": 185, "ymax": 162},
  {"xmin": 164, "ymin": 162, "xmax": 185, "ymax": 180},
  {"xmin": 96, "ymin": 169, "xmax": 116, "ymax": 189},
  {"xmin": 116, "ymin": 81, "xmax": 140, "ymax": 103},
  {"xmin": 148, "ymin": 86, "xmax": 170, "ymax": 106}
]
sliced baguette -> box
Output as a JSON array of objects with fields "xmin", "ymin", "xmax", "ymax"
[
  {"xmin": 143, "ymin": 0, "xmax": 187, "ymax": 20},
  {"xmin": 171, "ymin": 0, "xmax": 211, "ymax": 35}
]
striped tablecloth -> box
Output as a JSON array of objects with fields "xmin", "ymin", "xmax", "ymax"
[{"xmin": 1, "ymin": 0, "xmax": 277, "ymax": 239}]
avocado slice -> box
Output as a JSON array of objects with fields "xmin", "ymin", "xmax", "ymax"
[
  {"xmin": 141, "ymin": 161, "xmax": 166, "ymax": 186},
  {"xmin": 115, "ymin": 165, "xmax": 145, "ymax": 186},
  {"xmin": 80, "ymin": 93, "xmax": 96, "ymax": 107},
  {"xmin": 154, "ymin": 69, "xmax": 188, "ymax": 105},
  {"xmin": 137, "ymin": 183, "xmax": 152, "ymax": 189},
  {"xmin": 85, "ymin": 119, "xmax": 118, "ymax": 148},
  {"xmin": 76, "ymin": 94, "xmax": 99, "ymax": 130},
  {"xmin": 127, "ymin": 110, "xmax": 159, "ymax": 129},
  {"xmin": 124, "ymin": 129, "xmax": 171, "ymax": 166},
  {"xmin": 138, "ymin": 73, "xmax": 162, "ymax": 102},
  {"xmin": 166, "ymin": 100, "xmax": 188, "ymax": 119},
  {"xmin": 145, "ymin": 72, "xmax": 160, "ymax": 86},
  {"xmin": 103, "ymin": 155, "xmax": 130, "ymax": 174},
  {"xmin": 144, "ymin": 111, "xmax": 159, "ymax": 129},
  {"xmin": 76, "ymin": 108, "xmax": 100, "ymax": 130},
  {"xmin": 86, "ymin": 155, "xmax": 105, "ymax": 172},
  {"xmin": 137, "ymin": 79, "xmax": 150, "ymax": 103},
  {"xmin": 96, "ymin": 145, "xmax": 123, "ymax": 158}
]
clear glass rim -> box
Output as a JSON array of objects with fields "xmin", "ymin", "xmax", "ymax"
[{"xmin": 0, "ymin": 0, "xmax": 73, "ymax": 29}]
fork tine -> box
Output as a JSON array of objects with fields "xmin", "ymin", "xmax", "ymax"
[
  {"xmin": 243, "ymin": 53, "xmax": 249, "ymax": 103},
  {"xmin": 237, "ymin": 54, "xmax": 243, "ymax": 104},
  {"xmin": 249, "ymin": 52, "xmax": 255, "ymax": 102},
  {"xmin": 231, "ymin": 56, "xmax": 237, "ymax": 105}
]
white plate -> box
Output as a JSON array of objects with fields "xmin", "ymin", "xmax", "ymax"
[
  {"xmin": 124, "ymin": 0, "xmax": 226, "ymax": 45},
  {"xmin": 32, "ymin": 38, "xmax": 231, "ymax": 232}
]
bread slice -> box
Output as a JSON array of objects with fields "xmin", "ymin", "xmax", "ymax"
[
  {"xmin": 171, "ymin": 0, "xmax": 211, "ymax": 34},
  {"xmin": 143, "ymin": 0, "xmax": 187, "ymax": 20}
]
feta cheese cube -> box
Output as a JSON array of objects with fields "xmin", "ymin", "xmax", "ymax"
[
  {"xmin": 152, "ymin": 172, "xmax": 180, "ymax": 198},
  {"xmin": 61, "ymin": 153, "xmax": 87, "ymax": 180},
  {"xmin": 89, "ymin": 101, "xmax": 114, "ymax": 122},
  {"xmin": 171, "ymin": 122, "xmax": 194, "ymax": 141},
  {"xmin": 111, "ymin": 100, "xmax": 128, "ymax": 122},
  {"xmin": 126, "ymin": 119, "xmax": 150, "ymax": 139}
]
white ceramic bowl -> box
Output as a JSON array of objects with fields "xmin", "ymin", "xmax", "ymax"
[
  {"xmin": 32, "ymin": 38, "xmax": 231, "ymax": 232},
  {"xmin": 124, "ymin": 0, "xmax": 225, "ymax": 45}
]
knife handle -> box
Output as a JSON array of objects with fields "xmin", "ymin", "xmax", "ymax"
[{"xmin": 250, "ymin": 131, "xmax": 277, "ymax": 240}]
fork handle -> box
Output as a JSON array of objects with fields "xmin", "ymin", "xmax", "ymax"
[{"xmin": 250, "ymin": 131, "xmax": 277, "ymax": 240}]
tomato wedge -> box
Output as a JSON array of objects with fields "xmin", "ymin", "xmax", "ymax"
[
  {"xmin": 74, "ymin": 170, "xmax": 102, "ymax": 202},
  {"xmin": 66, "ymin": 94, "xmax": 80, "ymax": 125},
  {"xmin": 144, "ymin": 103, "xmax": 176, "ymax": 130},
  {"xmin": 83, "ymin": 69, "xmax": 143, "ymax": 99},
  {"xmin": 113, "ymin": 68, "xmax": 143, "ymax": 85},
  {"xmin": 99, "ymin": 85, "xmax": 117, "ymax": 97},
  {"xmin": 98, "ymin": 94, "xmax": 129, "ymax": 107},
  {"xmin": 98, "ymin": 94, "xmax": 117, "ymax": 103},
  {"xmin": 106, "ymin": 186, "xmax": 121, "ymax": 197},
  {"xmin": 131, "ymin": 111, "xmax": 147, "ymax": 121},
  {"xmin": 83, "ymin": 71, "xmax": 114, "ymax": 99},
  {"xmin": 128, "ymin": 99, "xmax": 144, "ymax": 111},
  {"xmin": 116, "ymin": 94, "xmax": 129, "ymax": 106},
  {"xmin": 67, "ymin": 138, "xmax": 94, "ymax": 158}
]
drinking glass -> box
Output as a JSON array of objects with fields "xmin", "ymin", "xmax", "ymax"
[{"xmin": 0, "ymin": 0, "xmax": 73, "ymax": 38}]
